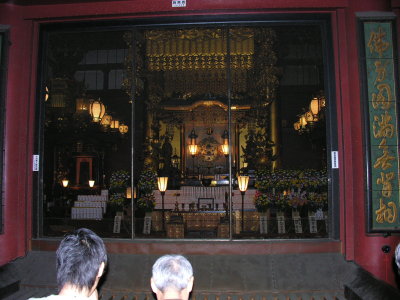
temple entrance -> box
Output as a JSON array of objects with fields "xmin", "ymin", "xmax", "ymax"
[{"xmin": 40, "ymin": 20, "xmax": 331, "ymax": 239}]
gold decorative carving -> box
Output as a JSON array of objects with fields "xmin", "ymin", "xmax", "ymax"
[
  {"xmin": 376, "ymin": 198, "xmax": 397, "ymax": 224},
  {"xmin": 368, "ymin": 26, "xmax": 390, "ymax": 58}
]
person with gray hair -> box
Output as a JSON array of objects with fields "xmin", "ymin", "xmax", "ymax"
[
  {"xmin": 151, "ymin": 254, "xmax": 194, "ymax": 300},
  {"xmin": 396, "ymin": 243, "xmax": 400, "ymax": 272}
]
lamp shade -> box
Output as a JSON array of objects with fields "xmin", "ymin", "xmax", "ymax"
[
  {"xmin": 126, "ymin": 187, "xmax": 132, "ymax": 199},
  {"xmin": 293, "ymin": 122, "xmax": 300, "ymax": 131},
  {"xmin": 110, "ymin": 119, "xmax": 120, "ymax": 129},
  {"xmin": 300, "ymin": 115, "xmax": 307, "ymax": 127},
  {"xmin": 237, "ymin": 176, "xmax": 249, "ymax": 192},
  {"xmin": 221, "ymin": 144, "xmax": 229, "ymax": 156},
  {"xmin": 62, "ymin": 179, "xmax": 69, "ymax": 187},
  {"xmin": 89, "ymin": 180, "xmax": 95, "ymax": 187},
  {"xmin": 188, "ymin": 144, "xmax": 198, "ymax": 156},
  {"xmin": 119, "ymin": 123, "xmax": 129, "ymax": 134},
  {"xmin": 310, "ymin": 97, "xmax": 320, "ymax": 115},
  {"xmin": 305, "ymin": 111, "xmax": 315, "ymax": 122},
  {"xmin": 157, "ymin": 177, "xmax": 168, "ymax": 192},
  {"xmin": 89, "ymin": 99, "xmax": 106, "ymax": 122},
  {"xmin": 100, "ymin": 114, "xmax": 112, "ymax": 126}
]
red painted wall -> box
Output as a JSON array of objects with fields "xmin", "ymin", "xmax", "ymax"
[
  {"xmin": 0, "ymin": 0, "xmax": 400, "ymax": 285},
  {"xmin": 336, "ymin": 0, "xmax": 400, "ymax": 284},
  {"xmin": 0, "ymin": 4, "xmax": 35, "ymax": 266}
]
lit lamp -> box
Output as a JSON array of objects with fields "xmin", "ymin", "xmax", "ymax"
[
  {"xmin": 310, "ymin": 97, "xmax": 321, "ymax": 116},
  {"xmin": 310, "ymin": 96, "xmax": 326, "ymax": 116},
  {"xmin": 188, "ymin": 144, "xmax": 198, "ymax": 157},
  {"xmin": 119, "ymin": 123, "xmax": 129, "ymax": 135},
  {"xmin": 157, "ymin": 177, "xmax": 168, "ymax": 231},
  {"xmin": 221, "ymin": 143, "xmax": 229, "ymax": 173},
  {"xmin": 126, "ymin": 187, "xmax": 132, "ymax": 199},
  {"xmin": 76, "ymin": 97, "xmax": 89, "ymax": 112},
  {"xmin": 110, "ymin": 119, "xmax": 120, "ymax": 130},
  {"xmin": 299, "ymin": 114, "xmax": 307, "ymax": 129},
  {"xmin": 221, "ymin": 144, "xmax": 229, "ymax": 157},
  {"xmin": 238, "ymin": 175, "xmax": 249, "ymax": 232},
  {"xmin": 188, "ymin": 129, "xmax": 198, "ymax": 176},
  {"xmin": 62, "ymin": 179, "xmax": 69, "ymax": 188},
  {"xmin": 172, "ymin": 152, "xmax": 180, "ymax": 169},
  {"xmin": 188, "ymin": 144, "xmax": 198, "ymax": 176},
  {"xmin": 100, "ymin": 114, "xmax": 112, "ymax": 127},
  {"xmin": 89, "ymin": 99, "xmax": 106, "ymax": 122},
  {"xmin": 305, "ymin": 111, "xmax": 317, "ymax": 127},
  {"xmin": 89, "ymin": 180, "xmax": 95, "ymax": 188}
]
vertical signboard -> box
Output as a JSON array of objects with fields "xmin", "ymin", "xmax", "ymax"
[{"xmin": 361, "ymin": 20, "xmax": 400, "ymax": 232}]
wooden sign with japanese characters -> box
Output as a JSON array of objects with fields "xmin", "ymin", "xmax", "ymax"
[{"xmin": 362, "ymin": 21, "xmax": 400, "ymax": 231}]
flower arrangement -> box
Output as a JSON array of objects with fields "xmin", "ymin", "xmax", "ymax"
[
  {"xmin": 253, "ymin": 191, "xmax": 271, "ymax": 212},
  {"xmin": 287, "ymin": 194, "xmax": 308, "ymax": 209},
  {"xmin": 254, "ymin": 168, "xmax": 328, "ymax": 211},
  {"xmin": 109, "ymin": 192, "xmax": 126, "ymax": 208},
  {"xmin": 109, "ymin": 170, "xmax": 130, "ymax": 211},
  {"xmin": 255, "ymin": 169, "xmax": 327, "ymax": 193},
  {"xmin": 136, "ymin": 164, "xmax": 158, "ymax": 212},
  {"xmin": 110, "ymin": 170, "xmax": 130, "ymax": 189},
  {"xmin": 308, "ymin": 192, "xmax": 328, "ymax": 210},
  {"xmin": 137, "ymin": 165, "xmax": 157, "ymax": 194},
  {"xmin": 136, "ymin": 194, "xmax": 156, "ymax": 212}
]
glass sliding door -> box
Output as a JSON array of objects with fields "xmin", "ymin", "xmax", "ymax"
[
  {"xmin": 41, "ymin": 29, "xmax": 133, "ymax": 238},
  {"xmin": 38, "ymin": 20, "xmax": 331, "ymax": 240}
]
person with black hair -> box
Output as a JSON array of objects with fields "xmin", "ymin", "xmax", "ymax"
[{"xmin": 29, "ymin": 228, "xmax": 107, "ymax": 300}]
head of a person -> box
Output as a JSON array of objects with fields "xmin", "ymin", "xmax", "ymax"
[
  {"xmin": 151, "ymin": 254, "xmax": 194, "ymax": 300},
  {"xmin": 395, "ymin": 243, "xmax": 400, "ymax": 273},
  {"xmin": 56, "ymin": 228, "xmax": 107, "ymax": 293}
]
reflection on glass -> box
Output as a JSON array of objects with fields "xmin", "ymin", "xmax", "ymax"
[{"xmin": 41, "ymin": 24, "xmax": 329, "ymax": 240}]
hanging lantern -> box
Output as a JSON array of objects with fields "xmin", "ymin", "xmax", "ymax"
[
  {"xmin": 221, "ymin": 144, "xmax": 229, "ymax": 156},
  {"xmin": 299, "ymin": 115, "xmax": 307, "ymax": 128},
  {"xmin": 110, "ymin": 119, "xmax": 120, "ymax": 130},
  {"xmin": 76, "ymin": 97, "xmax": 89, "ymax": 113},
  {"xmin": 188, "ymin": 144, "xmax": 198, "ymax": 157},
  {"xmin": 305, "ymin": 111, "xmax": 316, "ymax": 123},
  {"xmin": 89, "ymin": 180, "xmax": 95, "ymax": 187},
  {"xmin": 100, "ymin": 114, "xmax": 112, "ymax": 127},
  {"xmin": 62, "ymin": 179, "xmax": 69, "ymax": 187},
  {"xmin": 172, "ymin": 150, "xmax": 180, "ymax": 168},
  {"xmin": 89, "ymin": 99, "xmax": 106, "ymax": 122},
  {"xmin": 189, "ymin": 128, "xmax": 198, "ymax": 145},
  {"xmin": 310, "ymin": 97, "xmax": 320, "ymax": 116},
  {"xmin": 119, "ymin": 123, "xmax": 129, "ymax": 134},
  {"xmin": 221, "ymin": 129, "xmax": 229, "ymax": 145}
]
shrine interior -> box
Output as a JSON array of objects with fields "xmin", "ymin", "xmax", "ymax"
[{"xmin": 41, "ymin": 23, "xmax": 329, "ymax": 239}]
